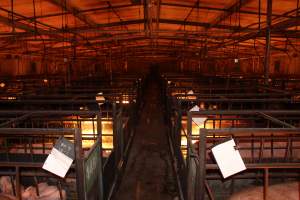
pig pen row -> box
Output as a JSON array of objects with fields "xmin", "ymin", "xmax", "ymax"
[
  {"xmin": 162, "ymin": 73, "xmax": 300, "ymax": 111},
  {"xmin": 162, "ymin": 73, "xmax": 300, "ymax": 200},
  {"xmin": 0, "ymin": 110, "xmax": 136, "ymax": 200},
  {"xmin": 0, "ymin": 74, "xmax": 143, "ymax": 200},
  {"xmin": 0, "ymin": 73, "xmax": 144, "ymax": 98}
]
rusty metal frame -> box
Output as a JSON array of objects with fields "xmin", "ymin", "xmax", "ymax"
[{"xmin": 0, "ymin": 128, "xmax": 87, "ymax": 200}]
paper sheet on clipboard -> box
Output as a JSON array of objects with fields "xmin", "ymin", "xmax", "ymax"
[
  {"xmin": 211, "ymin": 139, "xmax": 246, "ymax": 178},
  {"xmin": 190, "ymin": 105, "xmax": 206, "ymax": 127}
]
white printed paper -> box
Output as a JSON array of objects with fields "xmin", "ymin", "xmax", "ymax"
[
  {"xmin": 42, "ymin": 148, "xmax": 73, "ymax": 178},
  {"xmin": 190, "ymin": 105, "xmax": 200, "ymax": 112},
  {"xmin": 192, "ymin": 117, "xmax": 207, "ymax": 127},
  {"xmin": 96, "ymin": 93, "xmax": 105, "ymax": 106},
  {"xmin": 190, "ymin": 106, "xmax": 206, "ymax": 127},
  {"xmin": 186, "ymin": 90, "xmax": 197, "ymax": 100},
  {"xmin": 187, "ymin": 90, "xmax": 194, "ymax": 95},
  {"xmin": 211, "ymin": 139, "xmax": 246, "ymax": 178}
]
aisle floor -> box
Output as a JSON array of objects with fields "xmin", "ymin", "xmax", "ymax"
[{"xmin": 113, "ymin": 78, "xmax": 178, "ymax": 200}]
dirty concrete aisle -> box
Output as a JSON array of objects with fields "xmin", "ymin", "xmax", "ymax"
[{"xmin": 113, "ymin": 75, "xmax": 178, "ymax": 200}]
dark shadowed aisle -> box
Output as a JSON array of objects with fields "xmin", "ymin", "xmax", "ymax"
[{"xmin": 113, "ymin": 74, "xmax": 178, "ymax": 200}]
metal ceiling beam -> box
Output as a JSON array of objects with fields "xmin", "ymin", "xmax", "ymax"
[
  {"xmin": 25, "ymin": 32, "xmax": 292, "ymax": 52},
  {"xmin": 71, "ymin": 19, "xmax": 145, "ymax": 29},
  {"xmin": 106, "ymin": 1, "xmax": 127, "ymax": 29},
  {"xmin": 0, "ymin": 15, "xmax": 38, "ymax": 33},
  {"xmin": 49, "ymin": 19, "xmax": 254, "ymax": 34},
  {"xmin": 47, "ymin": 1, "xmax": 110, "ymax": 53},
  {"xmin": 209, "ymin": 0, "xmax": 252, "ymax": 27},
  {"xmin": 0, "ymin": 0, "xmax": 297, "ymax": 58},
  {"xmin": 13, "ymin": 2, "xmax": 296, "ymax": 24},
  {"xmin": 181, "ymin": 0, "xmax": 199, "ymax": 27},
  {"xmin": 161, "ymin": 2, "xmax": 296, "ymax": 19},
  {"xmin": 49, "ymin": 0, "xmax": 97, "ymax": 26},
  {"xmin": 15, "ymin": 4, "xmax": 139, "ymax": 22},
  {"xmin": 203, "ymin": 17, "xmax": 300, "ymax": 55},
  {"xmin": 26, "ymin": 33, "xmax": 277, "ymax": 55},
  {"xmin": 22, "ymin": 41, "xmax": 269, "ymax": 59},
  {"xmin": 0, "ymin": 14, "xmax": 63, "ymax": 41},
  {"xmin": 158, "ymin": 19, "xmax": 252, "ymax": 31},
  {"xmin": 2, "ymin": 25, "xmax": 297, "ymax": 40},
  {"xmin": 0, "ymin": 8, "xmax": 99, "ymax": 57},
  {"xmin": 202, "ymin": 5, "xmax": 300, "ymax": 54},
  {"xmin": 230, "ymin": 16, "xmax": 300, "ymax": 46},
  {"xmin": 0, "ymin": 18, "xmax": 295, "ymax": 56}
]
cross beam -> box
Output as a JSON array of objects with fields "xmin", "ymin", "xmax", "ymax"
[{"xmin": 49, "ymin": 0, "xmax": 97, "ymax": 26}]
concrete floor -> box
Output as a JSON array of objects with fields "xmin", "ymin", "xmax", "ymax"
[{"xmin": 113, "ymin": 77, "xmax": 178, "ymax": 200}]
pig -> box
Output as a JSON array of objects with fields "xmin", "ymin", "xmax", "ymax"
[
  {"xmin": 22, "ymin": 183, "xmax": 66, "ymax": 200},
  {"xmin": 228, "ymin": 181, "xmax": 299, "ymax": 200},
  {"xmin": 0, "ymin": 194, "xmax": 16, "ymax": 200},
  {"xmin": 9, "ymin": 144, "xmax": 52, "ymax": 154},
  {"xmin": 0, "ymin": 176, "xmax": 26, "ymax": 199},
  {"xmin": 0, "ymin": 177, "xmax": 14, "ymax": 195}
]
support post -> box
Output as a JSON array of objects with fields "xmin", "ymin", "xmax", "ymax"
[
  {"xmin": 75, "ymin": 128, "xmax": 85, "ymax": 200},
  {"xmin": 264, "ymin": 168, "xmax": 269, "ymax": 200},
  {"xmin": 112, "ymin": 102, "xmax": 119, "ymax": 170},
  {"xmin": 198, "ymin": 129, "xmax": 207, "ymax": 200},
  {"xmin": 96, "ymin": 112, "xmax": 104, "ymax": 200},
  {"xmin": 187, "ymin": 111, "xmax": 193, "ymax": 200},
  {"xmin": 144, "ymin": 0, "xmax": 150, "ymax": 37},
  {"xmin": 264, "ymin": 0, "xmax": 272, "ymax": 85},
  {"xmin": 16, "ymin": 166, "xmax": 20, "ymax": 200}
]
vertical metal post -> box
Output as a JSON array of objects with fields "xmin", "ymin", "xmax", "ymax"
[
  {"xmin": 187, "ymin": 111, "xmax": 193, "ymax": 200},
  {"xmin": 298, "ymin": 180, "xmax": 300, "ymax": 200},
  {"xmin": 11, "ymin": 0, "xmax": 15, "ymax": 33},
  {"xmin": 187, "ymin": 111, "xmax": 192, "ymax": 162},
  {"xmin": 112, "ymin": 102, "xmax": 119, "ymax": 169},
  {"xmin": 109, "ymin": 48, "xmax": 113, "ymax": 85},
  {"xmin": 264, "ymin": 168, "xmax": 269, "ymax": 200},
  {"xmin": 198, "ymin": 129, "xmax": 207, "ymax": 200},
  {"xmin": 96, "ymin": 112, "xmax": 104, "ymax": 200},
  {"xmin": 144, "ymin": 0, "xmax": 149, "ymax": 36},
  {"xmin": 16, "ymin": 166, "xmax": 21, "ymax": 200},
  {"xmin": 258, "ymin": 0, "xmax": 261, "ymax": 30},
  {"xmin": 264, "ymin": 0, "xmax": 272, "ymax": 85},
  {"xmin": 176, "ymin": 101, "xmax": 182, "ymax": 155},
  {"xmin": 118, "ymin": 108, "xmax": 124, "ymax": 159},
  {"xmin": 75, "ymin": 128, "xmax": 85, "ymax": 200}
]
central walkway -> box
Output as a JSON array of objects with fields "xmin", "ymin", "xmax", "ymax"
[{"xmin": 113, "ymin": 75, "xmax": 178, "ymax": 200}]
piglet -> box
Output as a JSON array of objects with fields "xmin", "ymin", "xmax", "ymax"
[
  {"xmin": 0, "ymin": 177, "xmax": 14, "ymax": 196},
  {"xmin": 0, "ymin": 194, "xmax": 16, "ymax": 200},
  {"xmin": 229, "ymin": 181, "xmax": 299, "ymax": 200},
  {"xmin": 22, "ymin": 183, "xmax": 66, "ymax": 200}
]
